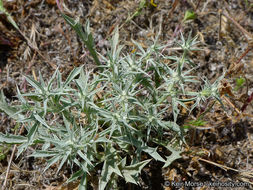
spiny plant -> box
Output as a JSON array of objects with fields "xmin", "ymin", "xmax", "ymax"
[
  {"xmin": 0, "ymin": 12, "xmax": 224, "ymax": 190},
  {"xmin": 0, "ymin": 0, "xmax": 19, "ymax": 29}
]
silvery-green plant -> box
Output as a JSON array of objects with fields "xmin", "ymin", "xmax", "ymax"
[{"xmin": 0, "ymin": 15, "xmax": 223, "ymax": 189}]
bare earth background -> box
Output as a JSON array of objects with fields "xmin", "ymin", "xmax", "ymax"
[{"xmin": 0, "ymin": 0, "xmax": 253, "ymax": 189}]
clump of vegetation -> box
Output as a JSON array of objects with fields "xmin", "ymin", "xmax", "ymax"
[{"xmin": 0, "ymin": 11, "xmax": 223, "ymax": 190}]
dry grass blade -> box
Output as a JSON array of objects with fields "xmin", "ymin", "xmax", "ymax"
[
  {"xmin": 222, "ymin": 11, "xmax": 252, "ymax": 42},
  {"xmin": 237, "ymin": 171, "xmax": 253, "ymax": 185},
  {"xmin": 198, "ymin": 157, "xmax": 239, "ymax": 172},
  {"xmin": 2, "ymin": 125, "xmax": 25, "ymax": 190},
  {"xmin": 0, "ymin": 1, "xmax": 253, "ymax": 189},
  {"xmin": 168, "ymin": 0, "xmax": 179, "ymax": 16}
]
